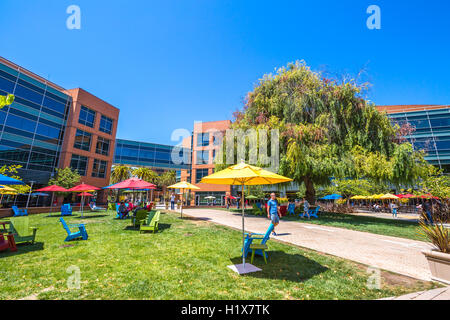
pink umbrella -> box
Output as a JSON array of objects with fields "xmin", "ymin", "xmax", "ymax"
[
  {"xmin": 68, "ymin": 183, "xmax": 101, "ymax": 217},
  {"xmin": 36, "ymin": 185, "xmax": 69, "ymax": 215},
  {"xmin": 104, "ymin": 178, "xmax": 156, "ymax": 190},
  {"xmin": 105, "ymin": 178, "xmax": 156, "ymax": 203},
  {"xmin": 77, "ymin": 192, "xmax": 93, "ymax": 197}
]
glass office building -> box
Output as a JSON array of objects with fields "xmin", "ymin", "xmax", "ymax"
[
  {"xmin": 387, "ymin": 106, "xmax": 450, "ymax": 173},
  {"xmin": 114, "ymin": 139, "xmax": 191, "ymax": 176},
  {"xmin": 0, "ymin": 59, "xmax": 71, "ymax": 183}
]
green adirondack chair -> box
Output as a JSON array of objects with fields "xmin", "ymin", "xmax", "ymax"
[
  {"xmin": 132, "ymin": 209, "xmax": 150, "ymax": 229},
  {"xmin": 8, "ymin": 217, "xmax": 38, "ymax": 244},
  {"xmin": 140, "ymin": 211, "xmax": 160, "ymax": 233}
]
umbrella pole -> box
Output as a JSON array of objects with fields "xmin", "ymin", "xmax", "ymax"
[
  {"xmin": 242, "ymin": 183, "xmax": 245, "ymax": 268},
  {"xmin": 180, "ymin": 188, "xmax": 183, "ymax": 219},
  {"xmin": 48, "ymin": 192, "xmax": 54, "ymax": 217}
]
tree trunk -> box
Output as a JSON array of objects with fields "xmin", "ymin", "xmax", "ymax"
[{"xmin": 304, "ymin": 176, "xmax": 316, "ymax": 204}]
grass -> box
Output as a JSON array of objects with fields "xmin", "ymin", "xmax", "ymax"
[
  {"xmin": 0, "ymin": 210, "xmax": 438, "ymax": 300},
  {"xmin": 219, "ymin": 208, "xmax": 425, "ymax": 242}
]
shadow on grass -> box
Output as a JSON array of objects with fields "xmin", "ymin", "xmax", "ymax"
[
  {"xmin": 45, "ymin": 214, "xmax": 80, "ymax": 218},
  {"xmin": 230, "ymin": 250, "xmax": 328, "ymax": 282},
  {"xmin": 74, "ymin": 214, "xmax": 108, "ymax": 219},
  {"xmin": 0, "ymin": 242, "xmax": 44, "ymax": 258},
  {"xmin": 183, "ymin": 216, "xmax": 212, "ymax": 221},
  {"xmin": 283, "ymin": 211, "xmax": 419, "ymax": 228},
  {"xmin": 124, "ymin": 223, "xmax": 172, "ymax": 232}
]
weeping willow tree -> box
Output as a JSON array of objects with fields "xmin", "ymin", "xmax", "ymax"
[{"xmin": 222, "ymin": 61, "xmax": 429, "ymax": 203}]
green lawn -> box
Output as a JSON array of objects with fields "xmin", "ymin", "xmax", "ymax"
[
  {"xmin": 221, "ymin": 208, "xmax": 425, "ymax": 241},
  {"xmin": 0, "ymin": 210, "xmax": 437, "ymax": 300}
]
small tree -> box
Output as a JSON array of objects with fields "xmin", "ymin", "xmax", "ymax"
[{"xmin": 48, "ymin": 167, "xmax": 81, "ymax": 190}]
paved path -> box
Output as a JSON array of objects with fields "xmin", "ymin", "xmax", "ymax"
[
  {"xmin": 182, "ymin": 208, "xmax": 434, "ymax": 281},
  {"xmin": 380, "ymin": 286, "xmax": 450, "ymax": 300}
]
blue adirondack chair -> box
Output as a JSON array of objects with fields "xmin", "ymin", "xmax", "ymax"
[
  {"xmin": 12, "ymin": 206, "xmax": 27, "ymax": 217},
  {"xmin": 287, "ymin": 203, "xmax": 295, "ymax": 215},
  {"xmin": 256, "ymin": 202, "xmax": 262, "ymax": 211},
  {"xmin": 61, "ymin": 204, "xmax": 73, "ymax": 216},
  {"xmin": 59, "ymin": 217, "xmax": 88, "ymax": 241},
  {"xmin": 242, "ymin": 223, "xmax": 274, "ymax": 259},
  {"xmin": 301, "ymin": 205, "xmax": 320, "ymax": 218}
]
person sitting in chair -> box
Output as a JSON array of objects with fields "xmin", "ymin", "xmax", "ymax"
[{"xmin": 118, "ymin": 202, "xmax": 129, "ymax": 218}]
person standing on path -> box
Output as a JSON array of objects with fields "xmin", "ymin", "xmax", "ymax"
[
  {"xmin": 170, "ymin": 192, "xmax": 176, "ymax": 210},
  {"xmin": 267, "ymin": 193, "xmax": 281, "ymax": 236},
  {"xmin": 302, "ymin": 198, "xmax": 310, "ymax": 219},
  {"xmin": 423, "ymin": 199, "xmax": 433, "ymax": 224}
]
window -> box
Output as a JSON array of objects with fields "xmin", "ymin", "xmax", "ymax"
[
  {"xmin": 99, "ymin": 115, "xmax": 113, "ymax": 134},
  {"xmin": 196, "ymin": 169, "xmax": 209, "ymax": 183},
  {"xmin": 96, "ymin": 137, "xmax": 110, "ymax": 156},
  {"xmin": 73, "ymin": 129, "xmax": 92, "ymax": 151},
  {"xmin": 196, "ymin": 150, "xmax": 209, "ymax": 164},
  {"xmin": 78, "ymin": 106, "xmax": 96, "ymax": 128},
  {"xmin": 92, "ymin": 159, "xmax": 107, "ymax": 178},
  {"xmin": 212, "ymin": 149, "xmax": 216, "ymax": 161},
  {"xmin": 70, "ymin": 154, "xmax": 88, "ymax": 176},
  {"xmin": 197, "ymin": 133, "xmax": 209, "ymax": 147}
]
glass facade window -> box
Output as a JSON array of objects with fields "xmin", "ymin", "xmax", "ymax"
[
  {"xmin": 113, "ymin": 139, "xmax": 190, "ymax": 170},
  {"xmin": 73, "ymin": 129, "xmax": 92, "ymax": 151},
  {"xmin": 99, "ymin": 115, "xmax": 113, "ymax": 134},
  {"xmin": 96, "ymin": 137, "xmax": 110, "ymax": 156},
  {"xmin": 92, "ymin": 159, "xmax": 107, "ymax": 178},
  {"xmin": 0, "ymin": 60, "xmax": 70, "ymax": 183},
  {"xmin": 389, "ymin": 107, "xmax": 450, "ymax": 172},
  {"xmin": 196, "ymin": 168, "xmax": 209, "ymax": 183},
  {"xmin": 78, "ymin": 106, "xmax": 96, "ymax": 128},
  {"xmin": 196, "ymin": 150, "xmax": 209, "ymax": 164},
  {"xmin": 70, "ymin": 154, "xmax": 88, "ymax": 176},
  {"xmin": 197, "ymin": 133, "xmax": 209, "ymax": 147}
]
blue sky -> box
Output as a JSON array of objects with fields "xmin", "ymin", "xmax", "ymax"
[{"xmin": 0, "ymin": 0, "xmax": 449, "ymax": 145}]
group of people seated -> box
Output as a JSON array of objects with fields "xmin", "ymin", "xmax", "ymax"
[{"xmin": 117, "ymin": 200, "xmax": 153, "ymax": 218}]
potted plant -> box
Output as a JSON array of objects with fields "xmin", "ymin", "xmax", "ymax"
[
  {"xmin": 420, "ymin": 213, "xmax": 450, "ymax": 284},
  {"xmin": 419, "ymin": 171, "xmax": 450, "ymax": 284}
]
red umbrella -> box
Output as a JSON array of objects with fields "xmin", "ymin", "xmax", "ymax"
[
  {"xmin": 68, "ymin": 183, "xmax": 101, "ymax": 217},
  {"xmin": 104, "ymin": 178, "xmax": 156, "ymax": 190},
  {"xmin": 35, "ymin": 185, "xmax": 69, "ymax": 216},
  {"xmin": 78, "ymin": 192, "xmax": 93, "ymax": 197},
  {"xmin": 68, "ymin": 183, "xmax": 101, "ymax": 192},
  {"xmin": 105, "ymin": 178, "xmax": 156, "ymax": 204}
]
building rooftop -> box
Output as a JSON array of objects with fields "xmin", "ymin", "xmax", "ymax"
[{"xmin": 376, "ymin": 105, "xmax": 449, "ymax": 114}]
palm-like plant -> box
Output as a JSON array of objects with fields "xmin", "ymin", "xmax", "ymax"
[
  {"xmin": 132, "ymin": 167, "xmax": 158, "ymax": 183},
  {"xmin": 157, "ymin": 171, "xmax": 176, "ymax": 202},
  {"xmin": 110, "ymin": 165, "xmax": 131, "ymax": 184},
  {"xmin": 110, "ymin": 165, "xmax": 131, "ymax": 203},
  {"xmin": 132, "ymin": 167, "xmax": 158, "ymax": 202}
]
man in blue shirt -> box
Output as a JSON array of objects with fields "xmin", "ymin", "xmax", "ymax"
[{"xmin": 267, "ymin": 193, "xmax": 281, "ymax": 236}]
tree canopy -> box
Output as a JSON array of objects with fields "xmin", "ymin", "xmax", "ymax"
[
  {"xmin": 224, "ymin": 61, "xmax": 430, "ymax": 203},
  {"xmin": 48, "ymin": 167, "xmax": 81, "ymax": 190}
]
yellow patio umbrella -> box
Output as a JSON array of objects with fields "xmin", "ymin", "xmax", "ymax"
[
  {"xmin": 200, "ymin": 161, "xmax": 292, "ymax": 273},
  {"xmin": 167, "ymin": 181, "xmax": 200, "ymax": 219},
  {"xmin": 0, "ymin": 185, "xmax": 17, "ymax": 192},
  {"xmin": 0, "ymin": 185, "xmax": 18, "ymax": 204},
  {"xmin": 350, "ymin": 195, "xmax": 364, "ymax": 200},
  {"xmin": 380, "ymin": 193, "xmax": 399, "ymax": 200}
]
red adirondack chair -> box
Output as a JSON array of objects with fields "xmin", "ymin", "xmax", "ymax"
[{"xmin": 0, "ymin": 232, "xmax": 17, "ymax": 252}]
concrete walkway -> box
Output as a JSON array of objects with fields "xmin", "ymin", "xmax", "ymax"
[
  {"xmin": 380, "ymin": 286, "xmax": 450, "ymax": 300},
  {"xmin": 182, "ymin": 208, "xmax": 434, "ymax": 281}
]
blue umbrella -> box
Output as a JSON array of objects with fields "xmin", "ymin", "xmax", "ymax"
[
  {"xmin": 320, "ymin": 194, "xmax": 342, "ymax": 200},
  {"xmin": 0, "ymin": 174, "xmax": 24, "ymax": 185}
]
